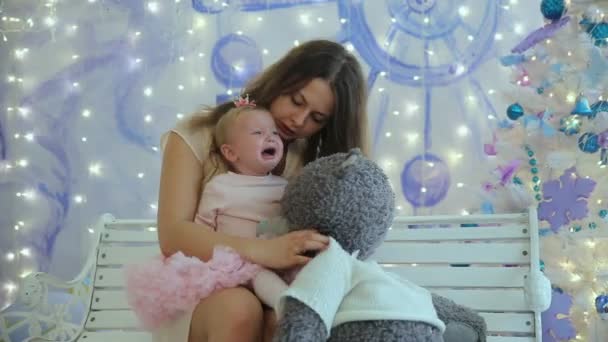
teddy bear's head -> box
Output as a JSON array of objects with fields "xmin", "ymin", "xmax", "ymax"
[{"xmin": 281, "ymin": 148, "xmax": 395, "ymax": 260}]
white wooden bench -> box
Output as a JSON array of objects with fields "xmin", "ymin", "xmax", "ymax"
[{"xmin": 0, "ymin": 207, "xmax": 547, "ymax": 342}]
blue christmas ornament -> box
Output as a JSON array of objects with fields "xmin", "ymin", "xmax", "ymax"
[
  {"xmin": 540, "ymin": 0, "xmax": 568, "ymax": 21},
  {"xmin": 591, "ymin": 22, "xmax": 608, "ymax": 47},
  {"xmin": 506, "ymin": 103, "xmax": 525, "ymax": 120},
  {"xmin": 596, "ymin": 294, "xmax": 608, "ymax": 320},
  {"xmin": 571, "ymin": 94, "xmax": 594, "ymax": 116},
  {"xmin": 559, "ymin": 116, "xmax": 582, "ymax": 136},
  {"xmin": 578, "ymin": 132, "xmax": 601, "ymax": 153},
  {"xmin": 591, "ymin": 100, "xmax": 608, "ymax": 118}
]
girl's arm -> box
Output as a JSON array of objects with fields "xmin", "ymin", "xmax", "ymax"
[{"xmin": 157, "ymin": 132, "xmax": 328, "ymax": 268}]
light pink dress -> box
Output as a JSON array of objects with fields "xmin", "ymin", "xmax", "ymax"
[{"xmin": 195, "ymin": 171, "xmax": 287, "ymax": 238}]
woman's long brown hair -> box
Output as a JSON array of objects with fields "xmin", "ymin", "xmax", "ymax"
[{"xmin": 190, "ymin": 39, "xmax": 369, "ymax": 165}]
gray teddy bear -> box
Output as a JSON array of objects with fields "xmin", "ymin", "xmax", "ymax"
[{"xmin": 272, "ymin": 149, "xmax": 487, "ymax": 342}]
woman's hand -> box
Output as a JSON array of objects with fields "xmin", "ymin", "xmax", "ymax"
[{"xmin": 247, "ymin": 230, "xmax": 329, "ymax": 269}]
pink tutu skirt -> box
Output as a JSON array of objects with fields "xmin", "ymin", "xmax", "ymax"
[{"xmin": 125, "ymin": 246, "xmax": 261, "ymax": 330}]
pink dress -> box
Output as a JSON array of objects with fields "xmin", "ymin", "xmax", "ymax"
[{"xmin": 195, "ymin": 171, "xmax": 287, "ymax": 238}]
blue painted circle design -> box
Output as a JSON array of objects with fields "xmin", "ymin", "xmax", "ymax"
[
  {"xmin": 389, "ymin": 0, "xmax": 459, "ymax": 39},
  {"xmin": 338, "ymin": 0, "xmax": 499, "ymax": 86},
  {"xmin": 211, "ymin": 34, "xmax": 263, "ymax": 88},
  {"xmin": 406, "ymin": 0, "xmax": 437, "ymax": 13}
]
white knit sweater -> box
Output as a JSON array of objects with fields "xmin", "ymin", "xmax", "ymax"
[{"xmin": 277, "ymin": 238, "xmax": 446, "ymax": 335}]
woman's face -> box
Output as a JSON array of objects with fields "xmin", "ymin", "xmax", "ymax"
[{"xmin": 269, "ymin": 78, "xmax": 335, "ymax": 141}]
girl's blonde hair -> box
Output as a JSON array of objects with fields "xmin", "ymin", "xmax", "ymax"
[
  {"xmin": 190, "ymin": 39, "xmax": 369, "ymax": 166},
  {"xmin": 209, "ymin": 105, "xmax": 267, "ymax": 173},
  {"xmin": 213, "ymin": 105, "xmax": 261, "ymax": 149}
]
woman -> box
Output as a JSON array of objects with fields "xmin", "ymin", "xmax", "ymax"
[{"xmin": 157, "ymin": 39, "xmax": 369, "ymax": 342}]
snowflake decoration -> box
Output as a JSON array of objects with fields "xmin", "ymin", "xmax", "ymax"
[
  {"xmin": 542, "ymin": 288, "xmax": 576, "ymax": 342},
  {"xmin": 538, "ymin": 167, "xmax": 596, "ymax": 232}
]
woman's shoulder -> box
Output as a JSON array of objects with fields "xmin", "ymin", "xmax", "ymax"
[{"xmin": 160, "ymin": 114, "xmax": 213, "ymax": 164}]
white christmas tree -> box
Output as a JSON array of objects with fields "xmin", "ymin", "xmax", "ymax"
[{"xmin": 488, "ymin": 0, "xmax": 608, "ymax": 340}]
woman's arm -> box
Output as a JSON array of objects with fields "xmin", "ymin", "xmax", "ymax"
[
  {"xmin": 157, "ymin": 132, "xmax": 329, "ymax": 267},
  {"xmin": 157, "ymin": 132, "xmax": 254, "ymax": 260}
]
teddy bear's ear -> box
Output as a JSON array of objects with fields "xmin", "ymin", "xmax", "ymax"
[{"xmin": 337, "ymin": 148, "xmax": 363, "ymax": 178}]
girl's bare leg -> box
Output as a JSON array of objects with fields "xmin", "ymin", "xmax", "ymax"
[{"xmin": 188, "ymin": 287, "xmax": 264, "ymax": 342}]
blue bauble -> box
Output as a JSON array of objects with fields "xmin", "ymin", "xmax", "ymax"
[
  {"xmin": 506, "ymin": 103, "xmax": 524, "ymax": 120},
  {"xmin": 596, "ymin": 294, "xmax": 608, "ymax": 320},
  {"xmin": 591, "ymin": 22, "xmax": 608, "ymax": 47},
  {"xmin": 541, "ymin": 0, "xmax": 568, "ymax": 21},
  {"xmin": 578, "ymin": 132, "xmax": 600, "ymax": 153},
  {"xmin": 559, "ymin": 116, "xmax": 582, "ymax": 136},
  {"xmin": 400, "ymin": 154, "xmax": 450, "ymax": 208}
]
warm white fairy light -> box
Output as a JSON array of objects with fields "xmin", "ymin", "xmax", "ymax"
[
  {"xmin": 138, "ymin": 172, "xmax": 145, "ymax": 178},
  {"xmin": 143, "ymin": 87, "xmax": 153, "ymax": 97},
  {"xmin": 566, "ymin": 92, "xmax": 576, "ymax": 103},
  {"xmin": 82, "ymin": 109, "xmax": 91, "ymax": 117},
  {"xmin": 23, "ymin": 189, "xmax": 36, "ymax": 200},
  {"xmin": 514, "ymin": 23, "xmax": 524, "ymax": 35},
  {"xmin": 4, "ymin": 283, "xmax": 16, "ymax": 294},
  {"xmin": 17, "ymin": 159, "xmax": 28, "ymax": 167},
  {"xmin": 89, "ymin": 162, "xmax": 102, "ymax": 176},
  {"xmin": 6, "ymin": 253, "xmax": 15, "ymax": 261},
  {"xmin": 405, "ymin": 132, "xmax": 419, "ymax": 144},
  {"xmin": 19, "ymin": 248, "xmax": 30, "ymax": 257},
  {"xmin": 74, "ymin": 195, "xmax": 84, "ymax": 203},
  {"xmin": 457, "ymin": 182, "xmax": 464, "ymax": 188},
  {"xmin": 458, "ymin": 6, "xmax": 470, "ymax": 17},
  {"xmin": 467, "ymin": 35, "xmax": 474, "ymax": 41},
  {"xmin": 299, "ymin": 14, "xmax": 310, "ymax": 25},
  {"xmin": 43, "ymin": 16, "xmax": 56, "ymax": 27},
  {"xmin": 457, "ymin": 125, "xmax": 469, "ymax": 137},
  {"xmin": 18, "ymin": 107, "xmax": 30, "ymax": 117},
  {"xmin": 14, "ymin": 48, "xmax": 29, "ymax": 59},
  {"xmin": 147, "ymin": 2, "xmax": 160, "ymax": 13},
  {"xmin": 385, "ymin": 132, "xmax": 392, "ymax": 137},
  {"xmin": 494, "ymin": 33, "xmax": 503, "ymax": 40}
]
